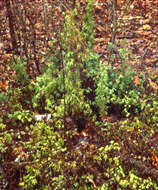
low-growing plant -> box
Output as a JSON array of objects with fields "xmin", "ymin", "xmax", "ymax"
[
  {"xmin": 1, "ymin": 0, "xmax": 158, "ymax": 189},
  {"xmin": 20, "ymin": 121, "xmax": 67, "ymax": 189},
  {"xmin": 141, "ymin": 94, "xmax": 158, "ymax": 128},
  {"xmin": 8, "ymin": 56, "xmax": 35, "ymax": 112},
  {"xmin": 33, "ymin": 0, "xmax": 97, "ymax": 121},
  {"xmin": 96, "ymin": 140, "xmax": 157, "ymax": 189},
  {"xmin": 95, "ymin": 45, "xmax": 145, "ymax": 117},
  {"xmin": 11, "ymin": 56, "xmax": 30, "ymax": 86},
  {"xmin": 0, "ymin": 91, "xmax": 9, "ymax": 107},
  {"xmin": 0, "ymin": 123, "xmax": 11, "ymax": 155},
  {"xmin": 8, "ymin": 110, "xmax": 32, "ymax": 125}
]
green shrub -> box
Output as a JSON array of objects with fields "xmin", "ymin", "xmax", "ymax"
[
  {"xmin": 141, "ymin": 94, "xmax": 158, "ymax": 127},
  {"xmin": 2, "ymin": 0, "xmax": 158, "ymax": 189},
  {"xmin": 33, "ymin": 1, "xmax": 96, "ymax": 120},
  {"xmin": 96, "ymin": 141, "xmax": 157, "ymax": 189},
  {"xmin": 95, "ymin": 53, "xmax": 145, "ymax": 117},
  {"xmin": 21, "ymin": 121, "xmax": 66, "ymax": 189},
  {"xmin": 11, "ymin": 56, "xmax": 30, "ymax": 86}
]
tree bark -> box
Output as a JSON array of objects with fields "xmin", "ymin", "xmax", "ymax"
[{"xmin": 5, "ymin": 0, "xmax": 18, "ymax": 54}]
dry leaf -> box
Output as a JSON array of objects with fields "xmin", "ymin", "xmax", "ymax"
[
  {"xmin": 154, "ymin": 67, "xmax": 158, "ymax": 77},
  {"xmin": 89, "ymin": 144, "xmax": 95, "ymax": 151},
  {"xmin": 143, "ymin": 24, "xmax": 151, "ymax": 30},
  {"xmin": 93, "ymin": 44, "xmax": 99, "ymax": 51},
  {"xmin": 148, "ymin": 78, "xmax": 158, "ymax": 90},
  {"xmin": 35, "ymin": 23, "xmax": 41, "ymax": 29},
  {"xmin": 5, "ymin": 54, "xmax": 12, "ymax": 59},
  {"xmin": 152, "ymin": 151, "xmax": 158, "ymax": 168},
  {"xmin": 77, "ymin": 0, "xmax": 86, "ymax": 5},
  {"xmin": 103, "ymin": 61, "xmax": 109, "ymax": 65},
  {"xmin": 0, "ymin": 80, "xmax": 9, "ymax": 91},
  {"xmin": 94, "ymin": 38, "xmax": 106, "ymax": 43},
  {"xmin": 18, "ymin": 147, "xmax": 27, "ymax": 159},
  {"xmin": 94, "ymin": 5, "xmax": 102, "ymax": 11},
  {"xmin": 96, "ymin": 26, "xmax": 104, "ymax": 32},
  {"xmin": 134, "ymin": 75, "xmax": 141, "ymax": 85},
  {"xmin": 7, "ymin": 33, "xmax": 11, "ymax": 39},
  {"xmin": 117, "ymin": 0, "xmax": 123, "ymax": 7},
  {"xmin": 81, "ymin": 129, "xmax": 88, "ymax": 137},
  {"xmin": 0, "ymin": 42, "xmax": 3, "ymax": 49}
]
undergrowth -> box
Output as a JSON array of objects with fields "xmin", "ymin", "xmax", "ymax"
[{"xmin": 0, "ymin": 0, "xmax": 158, "ymax": 189}]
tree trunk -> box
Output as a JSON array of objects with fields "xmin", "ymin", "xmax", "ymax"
[{"xmin": 5, "ymin": 0, "xmax": 18, "ymax": 54}]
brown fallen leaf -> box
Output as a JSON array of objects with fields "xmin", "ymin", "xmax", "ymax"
[
  {"xmin": 89, "ymin": 144, "xmax": 95, "ymax": 151},
  {"xmin": 0, "ymin": 42, "xmax": 3, "ymax": 49},
  {"xmin": 18, "ymin": 146, "xmax": 27, "ymax": 159},
  {"xmin": 34, "ymin": 23, "xmax": 41, "ymax": 29},
  {"xmin": 152, "ymin": 151, "xmax": 158, "ymax": 168},
  {"xmin": 96, "ymin": 26, "xmax": 104, "ymax": 32},
  {"xmin": 94, "ymin": 38, "xmax": 106, "ymax": 43},
  {"xmin": 94, "ymin": 4, "xmax": 102, "ymax": 11},
  {"xmin": 0, "ymin": 80, "xmax": 9, "ymax": 91},
  {"xmin": 134, "ymin": 75, "xmax": 141, "ymax": 85},
  {"xmin": 148, "ymin": 78, "xmax": 158, "ymax": 90},
  {"xmin": 117, "ymin": 0, "xmax": 123, "ymax": 7},
  {"xmin": 143, "ymin": 24, "xmax": 151, "ymax": 30},
  {"xmin": 93, "ymin": 44, "xmax": 99, "ymax": 51},
  {"xmin": 5, "ymin": 54, "xmax": 12, "ymax": 59}
]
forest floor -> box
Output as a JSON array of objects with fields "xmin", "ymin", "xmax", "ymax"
[{"xmin": 0, "ymin": 0, "xmax": 158, "ymax": 189}]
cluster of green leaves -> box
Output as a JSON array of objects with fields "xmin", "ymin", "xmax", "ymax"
[
  {"xmin": 141, "ymin": 94, "xmax": 158, "ymax": 128},
  {"xmin": 3, "ymin": 56, "xmax": 34, "ymax": 113},
  {"xmin": 81, "ymin": 0, "xmax": 94, "ymax": 48},
  {"xmin": 11, "ymin": 56, "xmax": 30, "ymax": 86},
  {"xmin": 0, "ymin": 123, "xmax": 14, "ymax": 188},
  {"xmin": 95, "ymin": 140, "xmax": 157, "ymax": 189},
  {"xmin": 0, "ymin": 91, "xmax": 8, "ymax": 107},
  {"xmin": 95, "ymin": 44, "xmax": 145, "ymax": 117},
  {"xmin": 20, "ymin": 121, "xmax": 66, "ymax": 189},
  {"xmin": 0, "ymin": 123, "xmax": 13, "ymax": 155}
]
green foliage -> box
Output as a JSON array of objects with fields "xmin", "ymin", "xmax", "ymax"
[
  {"xmin": 96, "ymin": 141, "xmax": 157, "ymax": 189},
  {"xmin": 21, "ymin": 121, "xmax": 66, "ymax": 189},
  {"xmin": 11, "ymin": 56, "xmax": 30, "ymax": 86},
  {"xmin": 1, "ymin": 0, "xmax": 158, "ymax": 189},
  {"xmin": 128, "ymin": 172, "xmax": 157, "ymax": 190},
  {"xmin": 141, "ymin": 94, "xmax": 158, "ymax": 127},
  {"xmin": 0, "ymin": 91, "xmax": 8, "ymax": 106},
  {"xmin": 95, "ymin": 53, "xmax": 144, "ymax": 117},
  {"xmin": 5, "ymin": 86, "xmax": 33, "ymax": 127},
  {"xmin": 82, "ymin": 0, "xmax": 94, "ymax": 48},
  {"xmin": 99, "ymin": 173, "xmax": 157, "ymax": 190},
  {"xmin": 26, "ymin": 5, "xmax": 98, "ymax": 188},
  {"xmin": 0, "ymin": 123, "xmax": 10, "ymax": 154},
  {"xmin": 7, "ymin": 57, "xmax": 34, "ymax": 114},
  {"xmin": 95, "ymin": 141, "xmax": 127, "ymax": 188},
  {"xmin": 8, "ymin": 87, "xmax": 23, "ymax": 112},
  {"xmin": 8, "ymin": 110, "xmax": 32, "ymax": 125},
  {"xmin": 33, "ymin": 2, "xmax": 95, "ymax": 119},
  {"xmin": 32, "ymin": 65, "xmax": 61, "ymax": 112}
]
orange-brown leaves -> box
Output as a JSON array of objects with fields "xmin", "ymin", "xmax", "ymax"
[
  {"xmin": 134, "ymin": 75, "xmax": 141, "ymax": 85},
  {"xmin": 148, "ymin": 78, "xmax": 158, "ymax": 91},
  {"xmin": 152, "ymin": 151, "xmax": 158, "ymax": 168},
  {"xmin": 0, "ymin": 80, "xmax": 9, "ymax": 91}
]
